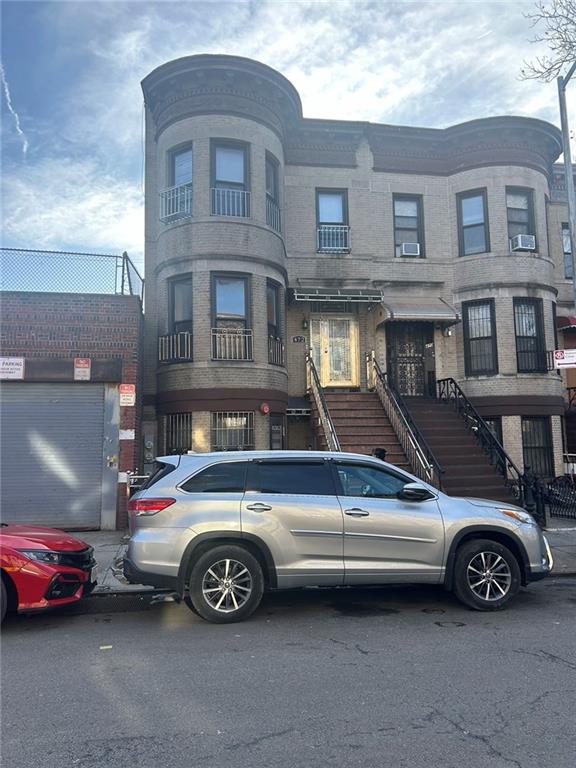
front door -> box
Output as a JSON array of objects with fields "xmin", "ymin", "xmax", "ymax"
[
  {"xmin": 310, "ymin": 316, "xmax": 359, "ymax": 387},
  {"xmin": 333, "ymin": 459, "xmax": 445, "ymax": 584},
  {"xmin": 387, "ymin": 322, "xmax": 434, "ymax": 396}
]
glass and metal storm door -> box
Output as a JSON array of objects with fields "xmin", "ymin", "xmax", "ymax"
[{"xmin": 310, "ymin": 317, "xmax": 359, "ymax": 387}]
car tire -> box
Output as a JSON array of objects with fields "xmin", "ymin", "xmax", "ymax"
[
  {"xmin": 1, "ymin": 577, "xmax": 7, "ymax": 624},
  {"xmin": 186, "ymin": 545, "xmax": 264, "ymax": 624},
  {"xmin": 453, "ymin": 539, "xmax": 521, "ymax": 611}
]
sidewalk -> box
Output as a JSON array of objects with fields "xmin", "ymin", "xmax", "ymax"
[{"xmin": 80, "ymin": 523, "xmax": 576, "ymax": 595}]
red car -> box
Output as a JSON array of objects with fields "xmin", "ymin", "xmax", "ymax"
[{"xmin": 0, "ymin": 524, "xmax": 97, "ymax": 622}]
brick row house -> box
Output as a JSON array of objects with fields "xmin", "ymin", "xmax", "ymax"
[{"xmin": 140, "ymin": 54, "xmax": 576, "ymax": 499}]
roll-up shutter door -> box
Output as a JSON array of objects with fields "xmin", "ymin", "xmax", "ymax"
[{"xmin": 0, "ymin": 383, "xmax": 106, "ymax": 528}]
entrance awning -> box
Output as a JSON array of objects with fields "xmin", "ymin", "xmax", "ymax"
[
  {"xmin": 381, "ymin": 297, "xmax": 460, "ymax": 325},
  {"xmin": 292, "ymin": 287, "xmax": 383, "ymax": 303},
  {"xmin": 556, "ymin": 315, "xmax": 576, "ymax": 330}
]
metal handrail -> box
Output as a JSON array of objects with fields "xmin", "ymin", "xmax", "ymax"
[
  {"xmin": 436, "ymin": 377, "xmax": 524, "ymax": 502},
  {"xmin": 367, "ymin": 352, "xmax": 443, "ymax": 488},
  {"xmin": 305, "ymin": 354, "xmax": 341, "ymax": 452}
]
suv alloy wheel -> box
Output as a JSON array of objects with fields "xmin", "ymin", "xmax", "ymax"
[
  {"xmin": 186, "ymin": 545, "xmax": 265, "ymax": 623},
  {"xmin": 453, "ymin": 539, "xmax": 521, "ymax": 611}
]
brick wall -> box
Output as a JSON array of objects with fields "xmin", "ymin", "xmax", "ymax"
[{"xmin": 0, "ymin": 291, "xmax": 142, "ymax": 528}]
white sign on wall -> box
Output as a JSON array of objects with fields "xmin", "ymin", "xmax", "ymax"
[
  {"xmin": 0, "ymin": 357, "xmax": 25, "ymax": 379},
  {"xmin": 74, "ymin": 358, "xmax": 91, "ymax": 381},
  {"xmin": 119, "ymin": 383, "xmax": 136, "ymax": 406},
  {"xmin": 553, "ymin": 349, "xmax": 576, "ymax": 369}
]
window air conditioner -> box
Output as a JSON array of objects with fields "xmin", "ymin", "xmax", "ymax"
[
  {"xmin": 400, "ymin": 242, "xmax": 420, "ymax": 257},
  {"xmin": 510, "ymin": 234, "xmax": 536, "ymax": 251}
]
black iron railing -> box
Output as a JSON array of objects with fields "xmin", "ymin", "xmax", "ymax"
[
  {"xmin": 367, "ymin": 353, "xmax": 443, "ymax": 488},
  {"xmin": 305, "ymin": 354, "xmax": 341, "ymax": 452},
  {"xmin": 436, "ymin": 377, "xmax": 526, "ymax": 501}
]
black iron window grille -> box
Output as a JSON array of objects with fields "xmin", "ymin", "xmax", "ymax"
[
  {"xmin": 164, "ymin": 413, "xmax": 193, "ymax": 454},
  {"xmin": 463, "ymin": 299, "xmax": 498, "ymax": 376},
  {"xmin": 522, "ymin": 416, "xmax": 554, "ymax": 478},
  {"xmin": 211, "ymin": 412, "xmax": 255, "ymax": 451},
  {"xmin": 514, "ymin": 298, "xmax": 547, "ymax": 373}
]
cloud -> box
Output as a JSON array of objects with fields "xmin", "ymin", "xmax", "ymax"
[
  {"xmin": 1, "ymin": 62, "xmax": 29, "ymax": 157},
  {"xmin": 1, "ymin": 157, "xmax": 144, "ymax": 266}
]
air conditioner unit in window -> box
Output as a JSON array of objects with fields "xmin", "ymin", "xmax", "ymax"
[
  {"xmin": 400, "ymin": 242, "xmax": 420, "ymax": 257},
  {"xmin": 510, "ymin": 234, "xmax": 536, "ymax": 252}
]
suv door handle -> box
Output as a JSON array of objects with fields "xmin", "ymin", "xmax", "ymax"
[
  {"xmin": 344, "ymin": 508, "xmax": 370, "ymax": 517},
  {"xmin": 245, "ymin": 503, "xmax": 272, "ymax": 512}
]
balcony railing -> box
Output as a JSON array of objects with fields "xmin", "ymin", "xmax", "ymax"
[
  {"xmin": 211, "ymin": 328, "xmax": 253, "ymax": 360},
  {"xmin": 266, "ymin": 195, "xmax": 281, "ymax": 233},
  {"xmin": 268, "ymin": 336, "xmax": 285, "ymax": 366},
  {"xmin": 317, "ymin": 225, "xmax": 350, "ymax": 252},
  {"xmin": 158, "ymin": 332, "xmax": 192, "ymax": 362},
  {"xmin": 210, "ymin": 188, "xmax": 250, "ymax": 218},
  {"xmin": 159, "ymin": 184, "xmax": 193, "ymax": 222}
]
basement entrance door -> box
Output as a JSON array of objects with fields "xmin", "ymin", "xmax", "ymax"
[
  {"xmin": 310, "ymin": 317, "xmax": 359, "ymax": 387},
  {"xmin": 387, "ymin": 322, "xmax": 435, "ymax": 397}
]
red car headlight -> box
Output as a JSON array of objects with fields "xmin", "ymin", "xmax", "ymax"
[{"xmin": 17, "ymin": 550, "xmax": 65, "ymax": 565}]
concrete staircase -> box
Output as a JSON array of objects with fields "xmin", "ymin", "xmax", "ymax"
[
  {"xmin": 404, "ymin": 398, "xmax": 516, "ymax": 501},
  {"xmin": 312, "ymin": 391, "xmax": 410, "ymax": 470}
]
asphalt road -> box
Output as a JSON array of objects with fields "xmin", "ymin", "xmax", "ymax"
[{"xmin": 2, "ymin": 579, "xmax": 576, "ymax": 768}]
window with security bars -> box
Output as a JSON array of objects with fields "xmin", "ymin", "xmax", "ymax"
[
  {"xmin": 563, "ymin": 223, "xmax": 573, "ymax": 279},
  {"xmin": 522, "ymin": 417, "xmax": 554, "ymax": 477},
  {"xmin": 164, "ymin": 413, "xmax": 193, "ymax": 454},
  {"xmin": 506, "ymin": 187, "xmax": 535, "ymax": 242},
  {"xmin": 513, "ymin": 298, "xmax": 546, "ymax": 373},
  {"xmin": 211, "ymin": 412, "xmax": 254, "ymax": 451},
  {"xmin": 463, "ymin": 300, "xmax": 498, "ymax": 376}
]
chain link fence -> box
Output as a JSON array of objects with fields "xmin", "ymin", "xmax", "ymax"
[{"xmin": 0, "ymin": 248, "xmax": 143, "ymax": 300}]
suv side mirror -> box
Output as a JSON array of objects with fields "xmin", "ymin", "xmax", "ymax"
[{"xmin": 397, "ymin": 483, "xmax": 434, "ymax": 502}]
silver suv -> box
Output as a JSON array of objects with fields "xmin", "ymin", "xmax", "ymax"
[{"xmin": 124, "ymin": 451, "xmax": 553, "ymax": 623}]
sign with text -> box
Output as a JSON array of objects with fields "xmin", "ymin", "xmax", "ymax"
[
  {"xmin": 74, "ymin": 358, "xmax": 91, "ymax": 381},
  {"xmin": 119, "ymin": 383, "xmax": 136, "ymax": 406},
  {"xmin": 292, "ymin": 335, "xmax": 307, "ymax": 343},
  {"xmin": 553, "ymin": 349, "xmax": 576, "ymax": 369},
  {"xmin": 0, "ymin": 357, "xmax": 24, "ymax": 379}
]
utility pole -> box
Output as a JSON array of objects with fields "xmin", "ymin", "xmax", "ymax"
[{"xmin": 557, "ymin": 61, "xmax": 576, "ymax": 310}]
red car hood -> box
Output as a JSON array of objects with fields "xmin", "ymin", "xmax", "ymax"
[{"xmin": 0, "ymin": 525, "xmax": 90, "ymax": 551}]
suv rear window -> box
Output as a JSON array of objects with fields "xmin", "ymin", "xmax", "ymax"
[
  {"xmin": 249, "ymin": 461, "xmax": 335, "ymax": 496},
  {"xmin": 140, "ymin": 461, "xmax": 177, "ymax": 490},
  {"xmin": 181, "ymin": 461, "xmax": 248, "ymax": 493}
]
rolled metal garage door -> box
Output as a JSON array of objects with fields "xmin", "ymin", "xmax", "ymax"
[{"xmin": 0, "ymin": 383, "xmax": 106, "ymax": 528}]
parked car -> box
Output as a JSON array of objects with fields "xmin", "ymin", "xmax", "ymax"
[
  {"xmin": 124, "ymin": 451, "xmax": 554, "ymax": 623},
  {"xmin": 0, "ymin": 524, "xmax": 97, "ymax": 623}
]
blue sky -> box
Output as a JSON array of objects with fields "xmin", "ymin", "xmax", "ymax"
[{"xmin": 1, "ymin": 0, "xmax": 574, "ymax": 270}]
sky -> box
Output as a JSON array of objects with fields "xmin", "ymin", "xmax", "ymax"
[{"xmin": 1, "ymin": 0, "xmax": 575, "ymax": 271}]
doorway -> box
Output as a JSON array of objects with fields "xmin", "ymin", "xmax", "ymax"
[
  {"xmin": 310, "ymin": 316, "xmax": 360, "ymax": 387},
  {"xmin": 387, "ymin": 322, "xmax": 435, "ymax": 397}
]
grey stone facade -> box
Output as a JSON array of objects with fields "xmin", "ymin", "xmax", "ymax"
[{"xmin": 141, "ymin": 54, "xmax": 570, "ymax": 478}]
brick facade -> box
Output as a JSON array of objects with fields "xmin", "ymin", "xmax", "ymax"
[{"xmin": 0, "ymin": 291, "xmax": 142, "ymax": 528}]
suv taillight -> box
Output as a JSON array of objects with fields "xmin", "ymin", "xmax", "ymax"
[{"xmin": 128, "ymin": 498, "xmax": 176, "ymax": 517}]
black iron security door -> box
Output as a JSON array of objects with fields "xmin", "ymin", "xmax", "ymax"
[{"xmin": 387, "ymin": 322, "xmax": 435, "ymax": 397}]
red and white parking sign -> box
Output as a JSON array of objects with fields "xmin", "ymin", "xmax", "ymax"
[
  {"xmin": 553, "ymin": 349, "xmax": 576, "ymax": 369},
  {"xmin": 74, "ymin": 358, "xmax": 91, "ymax": 381}
]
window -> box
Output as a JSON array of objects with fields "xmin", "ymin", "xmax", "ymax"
[
  {"xmin": 484, "ymin": 417, "xmax": 503, "ymax": 445},
  {"xmin": 563, "ymin": 223, "xmax": 573, "ymax": 279},
  {"xmin": 211, "ymin": 412, "xmax": 254, "ymax": 451},
  {"xmin": 248, "ymin": 461, "xmax": 335, "ymax": 495},
  {"xmin": 169, "ymin": 276, "xmax": 192, "ymax": 333},
  {"xmin": 463, "ymin": 300, "xmax": 498, "ymax": 376},
  {"xmin": 164, "ymin": 413, "xmax": 193, "ymax": 454},
  {"xmin": 316, "ymin": 189, "xmax": 349, "ymax": 252},
  {"xmin": 457, "ymin": 190, "xmax": 489, "ymax": 255},
  {"xmin": 335, "ymin": 462, "xmax": 408, "ymax": 498},
  {"xmin": 213, "ymin": 274, "xmax": 249, "ymax": 330},
  {"xmin": 211, "ymin": 141, "xmax": 249, "ymax": 216},
  {"xmin": 393, "ymin": 195, "xmax": 424, "ymax": 257},
  {"xmin": 181, "ymin": 462, "xmax": 248, "ymax": 493},
  {"xmin": 170, "ymin": 147, "xmax": 193, "ymax": 187},
  {"xmin": 267, "ymin": 281, "xmax": 281, "ymax": 338},
  {"xmin": 506, "ymin": 187, "xmax": 535, "ymax": 243},
  {"xmin": 522, "ymin": 417, "xmax": 554, "ymax": 477},
  {"xmin": 265, "ymin": 154, "xmax": 281, "ymax": 232},
  {"xmin": 514, "ymin": 298, "xmax": 546, "ymax": 373}
]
